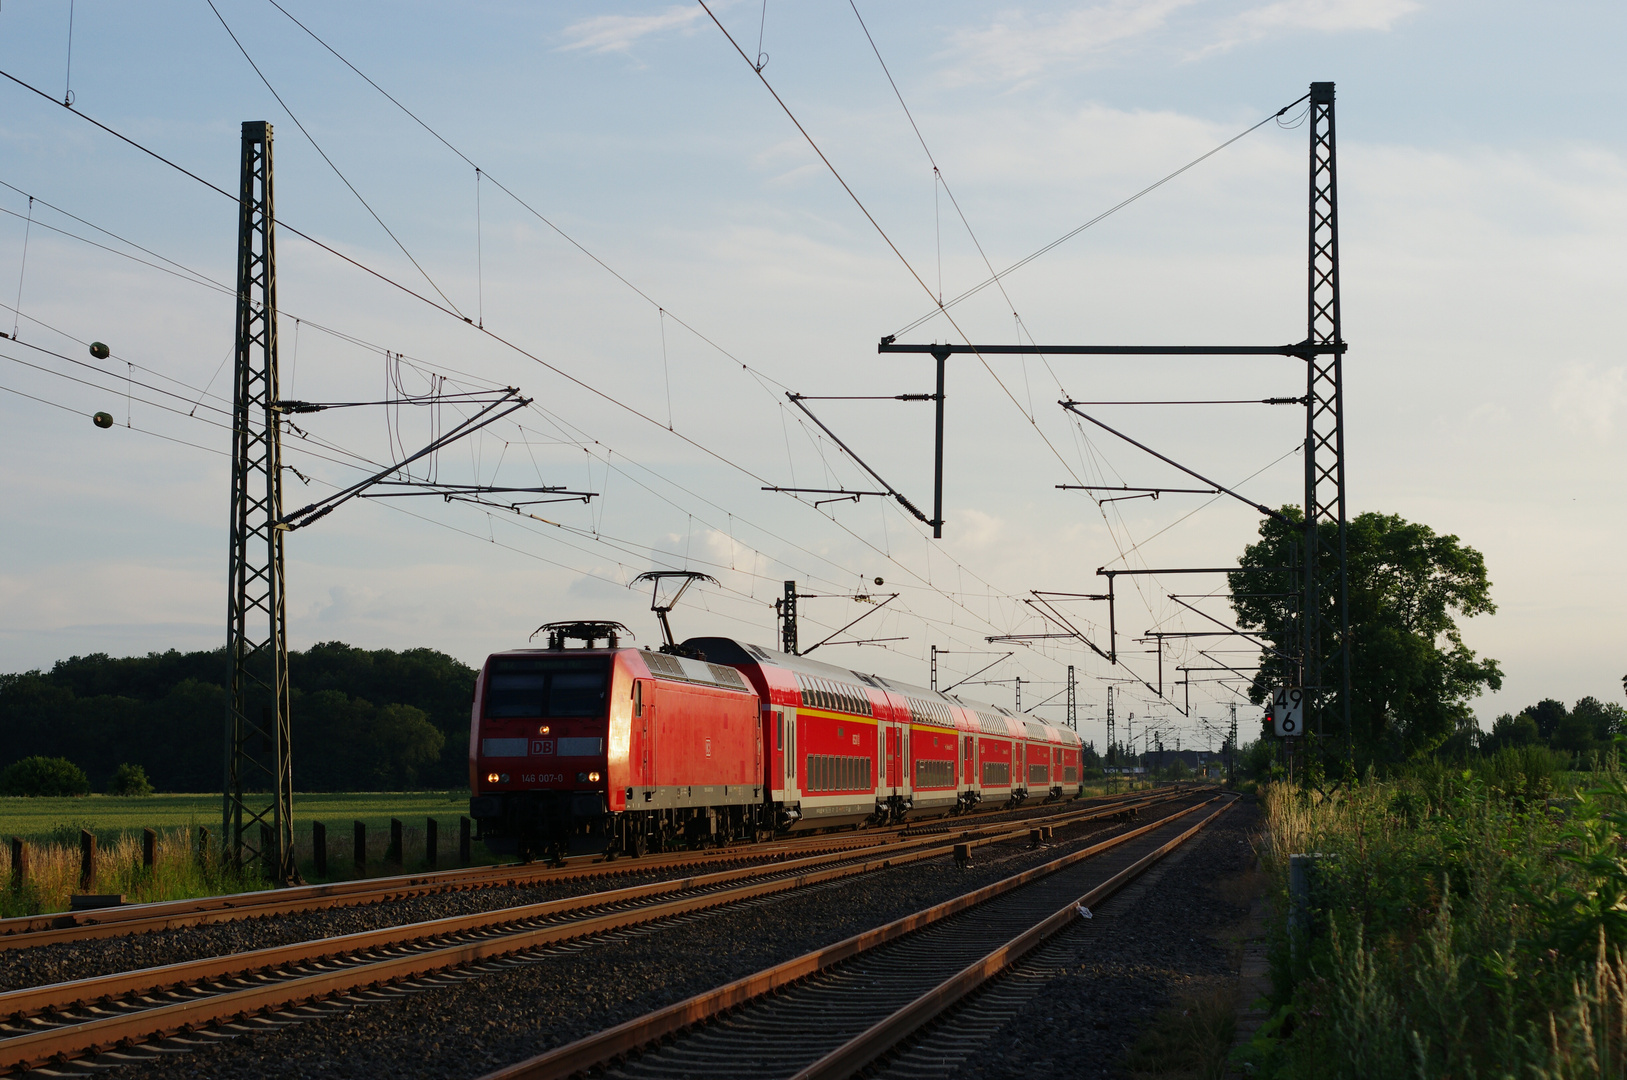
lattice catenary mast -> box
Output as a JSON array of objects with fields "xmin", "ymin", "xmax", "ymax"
[
  {"xmin": 224, "ymin": 120, "xmax": 296, "ymax": 884},
  {"xmin": 1302, "ymin": 83, "xmax": 1351, "ymax": 755}
]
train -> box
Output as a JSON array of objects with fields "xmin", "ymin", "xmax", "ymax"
[{"xmin": 467, "ymin": 621, "xmax": 1086, "ymax": 861}]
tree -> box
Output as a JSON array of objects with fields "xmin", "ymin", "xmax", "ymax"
[
  {"xmin": 0, "ymin": 643, "xmax": 476, "ymax": 791},
  {"xmin": 0, "ymin": 756, "xmax": 90, "ymax": 796},
  {"xmin": 1488, "ymin": 712, "xmax": 1540, "ymax": 749},
  {"xmin": 107, "ymin": 762, "xmax": 154, "ymax": 796},
  {"xmin": 1548, "ymin": 696, "xmax": 1627, "ymax": 757},
  {"xmin": 1571, "ymin": 696, "xmax": 1627, "ymax": 741},
  {"xmin": 1229, "ymin": 509, "xmax": 1502, "ymax": 761},
  {"xmin": 1522, "ymin": 699, "xmax": 1568, "ymax": 742}
]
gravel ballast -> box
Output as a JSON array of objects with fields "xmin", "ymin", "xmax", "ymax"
[
  {"xmin": 35, "ymin": 803, "xmax": 1199, "ymax": 1080},
  {"xmin": 0, "ymin": 797, "xmax": 1147, "ymax": 994},
  {"xmin": 935, "ymin": 795, "xmax": 1263, "ymax": 1080}
]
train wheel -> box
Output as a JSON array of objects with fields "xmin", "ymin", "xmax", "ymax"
[{"xmin": 630, "ymin": 829, "xmax": 648, "ymax": 858}]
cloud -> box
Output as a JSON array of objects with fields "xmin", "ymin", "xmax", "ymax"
[
  {"xmin": 943, "ymin": 0, "xmax": 1198, "ymax": 84},
  {"xmin": 1201, "ymin": 0, "xmax": 1420, "ymax": 54},
  {"xmin": 1233, "ymin": 0, "xmax": 1419, "ymax": 33},
  {"xmin": 945, "ymin": 0, "xmax": 1423, "ymax": 80},
  {"xmin": 1550, "ymin": 364, "xmax": 1627, "ymax": 442},
  {"xmin": 557, "ymin": 6, "xmax": 706, "ymax": 55}
]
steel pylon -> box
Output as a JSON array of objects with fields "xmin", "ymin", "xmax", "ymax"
[
  {"xmin": 224, "ymin": 120, "xmax": 296, "ymax": 884},
  {"xmin": 1303, "ymin": 83, "xmax": 1352, "ymax": 762}
]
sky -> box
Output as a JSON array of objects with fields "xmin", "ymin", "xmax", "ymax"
[{"xmin": 1, "ymin": 0, "xmax": 1623, "ymax": 754}]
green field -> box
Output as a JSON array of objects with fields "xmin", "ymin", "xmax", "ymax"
[{"xmin": 0, "ymin": 791, "xmax": 472, "ymax": 845}]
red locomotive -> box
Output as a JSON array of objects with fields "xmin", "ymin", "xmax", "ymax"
[{"xmin": 468, "ymin": 621, "xmax": 1085, "ymax": 860}]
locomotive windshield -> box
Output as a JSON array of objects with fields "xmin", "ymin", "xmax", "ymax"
[{"xmin": 485, "ymin": 657, "xmax": 610, "ymax": 718}]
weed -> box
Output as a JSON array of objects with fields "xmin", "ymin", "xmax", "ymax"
[{"xmin": 1126, "ymin": 981, "xmax": 1238, "ymax": 1080}]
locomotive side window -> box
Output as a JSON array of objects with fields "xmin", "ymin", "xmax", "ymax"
[
  {"xmin": 485, "ymin": 658, "xmax": 609, "ymax": 718},
  {"xmin": 633, "ymin": 679, "xmax": 643, "ymax": 717}
]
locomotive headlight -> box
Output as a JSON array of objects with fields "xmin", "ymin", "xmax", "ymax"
[
  {"xmin": 588, "ymin": 771, "xmax": 602, "ymax": 782},
  {"xmin": 577, "ymin": 772, "xmax": 588, "ymax": 782},
  {"xmin": 486, "ymin": 772, "xmax": 499, "ymax": 784},
  {"xmin": 499, "ymin": 773, "xmax": 510, "ymax": 784},
  {"xmin": 538, "ymin": 724, "xmax": 550, "ymax": 734}
]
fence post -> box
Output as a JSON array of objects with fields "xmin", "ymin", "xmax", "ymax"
[
  {"xmin": 425, "ymin": 818, "xmax": 438, "ymax": 870},
  {"xmin": 9, "ymin": 837, "xmax": 26, "ymax": 889},
  {"xmin": 353, "ymin": 820, "xmax": 366, "ymax": 874},
  {"xmin": 260, "ymin": 824, "xmax": 274, "ymax": 878},
  {"xmin": 388, "ymin": 818, "xmax": 403, "ymax": 867},
  {"xmin": 459, "ymin": 816, "xmax": 471, "ymax": 865},
  {"xmin": 142, "ymin": 828, "xmax": 157, "ymax": 869},
  {"xmin": 79, "ymin": 830, "xmax": 96, "ymax": 893},
  {"xmin": 312, "ymin": 821, "xmax": 327, "ymax": 878},
  {"xmin": 195, "ymin": 826, "xmax": 210, "ymax": 868},
  {"xmin": 1288, "ymin": 852, "xmax": 1334, "ymax": 961}
]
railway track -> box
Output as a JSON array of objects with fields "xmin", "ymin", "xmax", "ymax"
[
  {"xmin": 477, "ymin": 794, "xmax": 1235, "ymax": 1080},
  {"xmin": 0, "ymin": 790, "xmax": 1190, "ymax": 1075},
  {"xmin": 0, "ymin": 786, "xmax": 1186, "ymax": 952}
]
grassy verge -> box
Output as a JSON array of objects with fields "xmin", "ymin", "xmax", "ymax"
[
  {"xmin": 0, "ymin": 791, "xmax": 471, "ymax": 844},
  {"xmin": 1238, "ymin": 747, "xmax": 1627, "ymax": 1078},
  {"xmin": 0, "ymin": 790, "xmax": 495, "ymax": 915}
]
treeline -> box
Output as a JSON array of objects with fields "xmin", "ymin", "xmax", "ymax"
[
  {"xmin": 0, "ymin": 643, "xmax": 477, "ymax": 792},
  {"xmin": 1433, "ymin": 695, "xmax": 1627, "ymax": 760}
]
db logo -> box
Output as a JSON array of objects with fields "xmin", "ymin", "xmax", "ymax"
[{"xmin": 531, "ymin": 739, "xmax": 555, "ymax": 756}]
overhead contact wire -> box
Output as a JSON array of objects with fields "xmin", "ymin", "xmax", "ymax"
[{"xmin": 204, "ymin": 0, "xmax": 466, "ymax": 318}]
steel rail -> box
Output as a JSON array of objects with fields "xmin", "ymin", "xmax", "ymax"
[
  {"xmin": 0, "ymin": 795, "xmax": 1189, "ymax": 1072},
  {"xmin": 0, "ymin": 792, "xmax": 1170, "ymax": 1021},
  {"xmin": 0, "ymin": 788, "xmax": 1177, "ymax": 951},
  {"xmin": 792, "ymin": 797, "xmax": 1235, "ymax": 1079},
  {"xmin": 475, "ymin": 794, "xmax": 1226, "ymax": 1080}
]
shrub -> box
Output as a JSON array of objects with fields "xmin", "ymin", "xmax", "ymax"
[
  {"xmin": 107, "ymin": 762, "xmax": 154, "ymax": 796},
  {"xmin": 0, "ymin": 756, "xmax": 90, "ymax": 796}
]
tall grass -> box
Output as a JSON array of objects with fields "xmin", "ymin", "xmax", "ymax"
[
  {"xmin": 0, "ymin": 827, "xmax": 263, "ymax": 916},
  {"xmin": 1242, "ymin": 748, "xmax": 1627, "ymax": 1079},
  {"xmin": 0, "ymin": 814, "xmax": 490, "ymax": 915}
]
